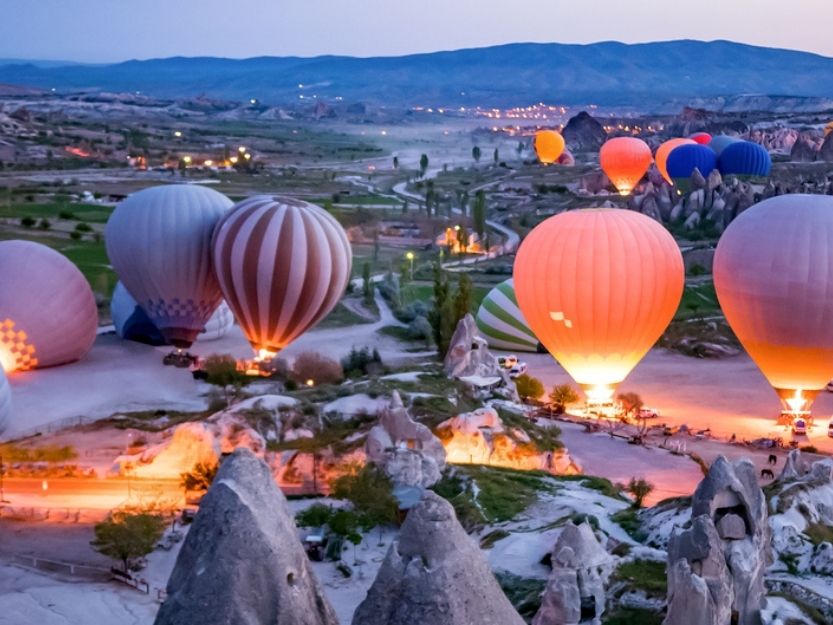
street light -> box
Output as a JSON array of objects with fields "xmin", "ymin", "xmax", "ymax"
[{"xmin": 405, "ymin": 251, "xmax": 415, "ymax": 281}]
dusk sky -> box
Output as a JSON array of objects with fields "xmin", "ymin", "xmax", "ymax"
[{"xmin": 4, "ymin": 0, "xmax": 833, "ymax": 62}]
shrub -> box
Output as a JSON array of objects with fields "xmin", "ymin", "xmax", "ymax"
[
  {"xmin": 92, "ymin": 512, "xmax": 166, "ymax": 572},
  {"xmin": 627, "ymin": 477, "xmax": 654, "ymax": 508},
  {"xmin": 515, "ymin": 374, "xmax": 544, "ymax": 401},
  {"xmin": 180, "ymin": 461, "xmax": 219, "ymax": 493},
  {"xmin": 340, "ymin": 346, "xmax": 383, "ymax": 377},
  {"xmin": 290, "ymin": 351, "xmax": 343, "ymax": 385},
  {"xmin": 549, "ymin": 384, "xmax": 579, "ymax": 413},
  {"xmin": 20, "ymin": 216, "xmax": 36, "ymax": 227},
  {"xmin": 407, "ymin": 315, "xmax": 432, "ymax": 342},
  {"xmin": 38, "ymin": 218, "xmax": 51, "ymax": 230},
  {"xmin": 75, "ymin": 222, "xmax": 92, "ymax": 232},
  {"xmin": 69, "ymin": 230, "xmax": 82, "ymax": 240},
  {"xmin": 58, "ymin": 210, "xmax": 76, "ymax": 220},
  {"xmin": 202, "ymin": 353, "xmax": 248, "ymax": 402}
]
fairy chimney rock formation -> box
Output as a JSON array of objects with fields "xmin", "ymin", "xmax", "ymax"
[
  {"xmin": 351, "ymin": 491, "xmax": 525, "ymax": 625},
  {"xmin": 365, "ymin": 391, "xmax": 446, "ymax": 488},
  {"xmin": 533, "ymin": 521, "xmax": 614, "ymax": 625},
  {"xmin": 154, "ymin": 448, "xmax": 338, "ymax": 625},
  {"xmin": 664, "ymin": 456, "xmax": 771, "ymax": 625}
]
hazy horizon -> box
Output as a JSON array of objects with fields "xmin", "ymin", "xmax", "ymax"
[{"xmin": 4, "ymin": 0, "xmax": 833, "ymax": 63}]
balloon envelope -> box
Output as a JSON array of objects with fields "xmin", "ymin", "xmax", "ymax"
[
  {"xmin": 599, "ymin": 137, "xmax": 653, "ymax": 195},
  {"xmin": 708, "ymin": 135, "xmax": 740, "ymax": 156},
  {"xmin": 689, "ymin": 132, "xmax": 712, "ymax": 145},
  {"xmin": 476, "ymin": 279, "xmax": 540, "ymax": 353},
  {"xmin": 105, "ymin": 185, "xmax": 233, "ymax": 348},
  {"xmin": 0, "ymin": 240, "xmax": 97, "ymax": 372},
  {"xmin": 714, "ymin": 195, "xmax": 833, "ymax": 408},
  {"xmin": 513, "ymin": 209, "xmax": 684, "ymax": 393},
  {"xmin": 211, "ymin": 196, "xmax": 352, "ymax": 356},
  {"xmin": 655, "ymin": 138, "xmax": 696, "ymax": 184},
  {"xmin": 534, "ymin": 130, "xmax": 565, "ymax": 164},
  {"xmin": 0, "ymin": 368, "xmax": 10, "ymax": 433},
  {"xmin": 666, "ymin": 144, "xmax": 718, "ymax": 181},
  {"xmin": 111, "ymin": 281, "xmax": 233, "ymax": 345},
  {"xmin": 718, "ymin": 141, "xmax": 771, "ymax": 178}
]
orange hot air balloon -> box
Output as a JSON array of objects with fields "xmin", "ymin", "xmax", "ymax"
[
  {"xmin": 534, "ymin": 130, "xmax": 565, "ymax": 164},
  {"xmin": 655, "ymin": 138, "xmax": 696, "ymax": 185},
  {"xmin": 513, "ymin": 209, "xmax": 684, "ymax": 401},
  {"xmin": 714, "ymin": 194, "xmax": 833, "ymax": 415},
  {"xmin": 599, "ymin": 137, "xmax": 653, "ymax": 195}
]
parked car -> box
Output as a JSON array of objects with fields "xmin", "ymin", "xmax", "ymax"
[
  {"xmin": 792, "ymin": 418, "xmax": 808, "ymax": 435},
  {"xmin": 508, "ymin": 362, "xmax": 528, "ymax": 379},
  {"xmin": 638, "ymin": 407, "xmax": 660, "ymax": 419}
]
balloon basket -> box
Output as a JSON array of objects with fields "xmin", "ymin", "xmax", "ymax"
[{"xmin": 163, "ymin": 350, "xmax": 197, "ymax": 368}]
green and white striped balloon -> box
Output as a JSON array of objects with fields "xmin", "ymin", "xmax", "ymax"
[{"xmin": 476, "ymin": 278, "xmax": 540, "ymax": 353}]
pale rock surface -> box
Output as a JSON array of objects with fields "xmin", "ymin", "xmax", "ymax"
[
  {"xmin": 351, "ymin": 491, "xmax": 525, "ymax": 625},
  {"xmin": 534, "ymin": 521, "xmax": 614, "ymax": 625},
  {"xmin": 155, "ymin": 448, "xmax": 339, "ymax": 625},
  {"xmin": 365, "ymin": 391, "xmax": 446, "ymax": 488}
]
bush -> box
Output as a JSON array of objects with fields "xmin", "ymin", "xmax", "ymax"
[
  {"xmin": 626, "ymin": 477, "xmax": 654, "ymax": 508},
  {"xmin": 515, "ymin": 374, "xmax": 544, "ymax": 401},
  {"xmin": 92, "ymin": 512, "xmax": 166, "ymax": 572},
  {"xmin": 20, "ymin": 216, "xmax": 36, "ymax": 227},
  {"xmin": 58, "ymin": 210, "xmax": 76, "ymax": 220},
  {"xmin": 549, "ymin": 384, "xmax": 579, "ymax": 413},
  {"xmin": 38, "ymin": 218, "xmax": 51, "ymax": 230},
  {"xmin": 69, "ymin": 230, "xmax": 82, "ymax": 240},
  {"xmin": 340, "ymin": 346, "xmax": 383, "ymax": 377},
  {"xmin": 407, "ymin": 315, "xmax": 432, "ymax": 343},
  {"xmin": 180, "ymin": 461, "xmax": 219, "ymax": 493},
  {"xmin": 202, "ymin": 353, "xmax": 248, "ymax": 402},
  {"xmin": 290, "ymin": 351, "xmax": 343, "ymax": 385},
  {"xmin": 612, "ymin": 560, "xmax": 667, "ymax": 598},
  {"xmin": 331, "ymin": 465, "xmax": 398, "ymax": 530},
  {"xmin": 75, "ymin": 222, "xmax": 92, "ymax": 232}
]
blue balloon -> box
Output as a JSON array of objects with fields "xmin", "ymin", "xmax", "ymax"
[
  {"xmin": 666, "ymin": 144, "xmax": 717, "ymax": 180},
  {"xmin": 708, "ymin": 135, "xmax": 740, "ymax": 156},
  {"xmin": 718, "ymin": 141, "xmax": 772, "ymax": 178},
  {"xmin": 111, "ymin": 282, "xmax": 167, "ymax": 345}
]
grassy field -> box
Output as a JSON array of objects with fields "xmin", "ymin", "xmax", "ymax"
[
  {"xmin": 0, "ymin": 201, "xmax": 113, "ymax": 224},
  {"xmin": 675, "ymin": 281, "xmax": 720, "ymax": 320}
]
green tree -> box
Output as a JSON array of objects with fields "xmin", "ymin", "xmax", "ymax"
[
  {"xmin": 295, "ymin": 503, "xmax": 334, "ymax": 528},
  {"xmin": 362, "ymin": 261, "xmax": 373, "ymax": 302},
  {"xmin": 493, "ymin": 148, "xmax": 499, "ymax": 164},
  {"xmin": 455, "ymin": 225, "xmax": 469, "ymax": 255},
  {"xmin": 332, "ymin": 465, "xmax": 398, "ymax": 541},
  {"xmin": 472, "ymin": 190, "xmax": 486, "ymax": 237},
  {"xmin": 627, "ymin": 477, "xmax": 654, "ymax": 508},
  {"xmin": 203, "ymin": 354, "xmax": 246, "ymax": 404},
  {"xmin": 428, "ymin": 261, "xmax": 456, "ymax": 358},
  {"xmin": 91, "ymin": 512, "xmax": 166, "ymax": 572},
  {"xmin": 453, "ymin": 273, "xmax": 472, "ymax": 323},
  {"xmin": 549, "ymin": 384, "xmax": 579, "ymax": 414},
  {"xmin": 392, "ymin": 156, "xmax": 399, "ymax": 169},
  {"xmin": 180, "ymin": 461, "xmax": 219, "ymax": 493},
  {"xmin": 515, "ymin": 374, "xmax": 544, "ymax": 402},
  {"xmin": 472, "ymin": 146, "xmax": 481, "ymax": 163},
  {"xmin": 419, "ymin": 153, "xmax": 429, "ymax": 178}
]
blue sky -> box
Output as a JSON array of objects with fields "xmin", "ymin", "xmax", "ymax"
[{"xmin": 4, "ymin": 0, "xmax": 832, "ymax": 62}]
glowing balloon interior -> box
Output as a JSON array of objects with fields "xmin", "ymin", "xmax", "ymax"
[
  {"xmin": 534, "ymin": 130, "xmax": 566, "ymax": 164},
  {"xmin": 513, "ymin": 209, "xmax": 684, "ymax": 397},
  {"xmin": 599, "ymin": 137, "xmax": 653, "ymax": 195}
]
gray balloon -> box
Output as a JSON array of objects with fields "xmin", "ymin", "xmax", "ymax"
[{"xmin": 105, "ymin": 184, "xmax": 232, "ymax": 348}]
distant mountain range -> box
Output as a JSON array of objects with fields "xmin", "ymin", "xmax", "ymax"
[{"xmin": 2, "ymin": 40, "xmax": 833, "ymax": 109}]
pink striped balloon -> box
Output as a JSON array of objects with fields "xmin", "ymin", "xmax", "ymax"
[{"xmin": 211, "ymin": 196, "xmax": 352, "ymax": 356}]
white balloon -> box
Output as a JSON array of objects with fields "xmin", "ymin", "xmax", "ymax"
[
  {"xmin": 0, "ymin": 240, "xmax": 97, "ymax": 372},
  {"xmin": 105, "ymin": 185, "xmax": 232, "ymax": 348}
]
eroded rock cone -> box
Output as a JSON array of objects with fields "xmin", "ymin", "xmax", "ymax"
[
  {"xmin": 154, "ymin": 448, "xmax": 338, "ymax": 625},
  {"xmin": 819, "ymin": 132, "xmax": 833, "ymax": 163},
  {"xmin": 352, "ymin": 491, "xmax": 525, "ymax": 625},
  {"xmin": 561, "ymin": 111, "xmax": 607, "ymax": 151}
]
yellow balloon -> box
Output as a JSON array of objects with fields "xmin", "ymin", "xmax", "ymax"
[{"xmin": 534, "ymin": 130, "xmax": 565, "ymax": 164}]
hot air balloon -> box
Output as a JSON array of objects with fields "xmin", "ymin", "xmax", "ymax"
[
  {"xmin": 514, "ymin": 209, "xmax": 684, "ymax": 404},
  {"xmin": 105, "ymin": 185, "xmax": 233, "ymax": 349},
  {"xmin": 211, "ymin": 196, "xmax": 352, "ymax": 359},
  {"xmin": 718, "ymin": 141, "xmax": 771, "ymax": 178},
  {"xmin": 0, "ymin": 368, "xmax": 11, "ymax": 433},
  {"xmin": 824, "ymin": 122, "xmax": 833, "ymax": 137},
  {"xmin": 599, "ymin": 137, "xmax": 653, "ymax": 195},
  {"xmin": 534, "ymin": 130, "xmax": 565, "ymax": 164},
  {"xmin": 655, "ymin": 138, "xmax": 696, "ymax": 185},
  {"xmin": 714, "ymin": 194, "xmax": 833, "ymax": 417},
  {"xmin": 666, "ymin": 143, "xmax": 718, "ymax": 189},
  {"xmin": 708, "ymin": 135, "xmax": 740, "ymax": 156},
  {"xmin": 0, "ymin": 240, "xmax": 97, "ymax": 372},
  {"xmin": 476, "ymin": 279, "xmax": 541, "ymax": 353},
  {"xmin": 689, "ymin": 132, "xmax": 712, "ymax": 145},
  {"xmin": 111, "ymin": 281, "xmax": 234, "ymax": 345}
]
